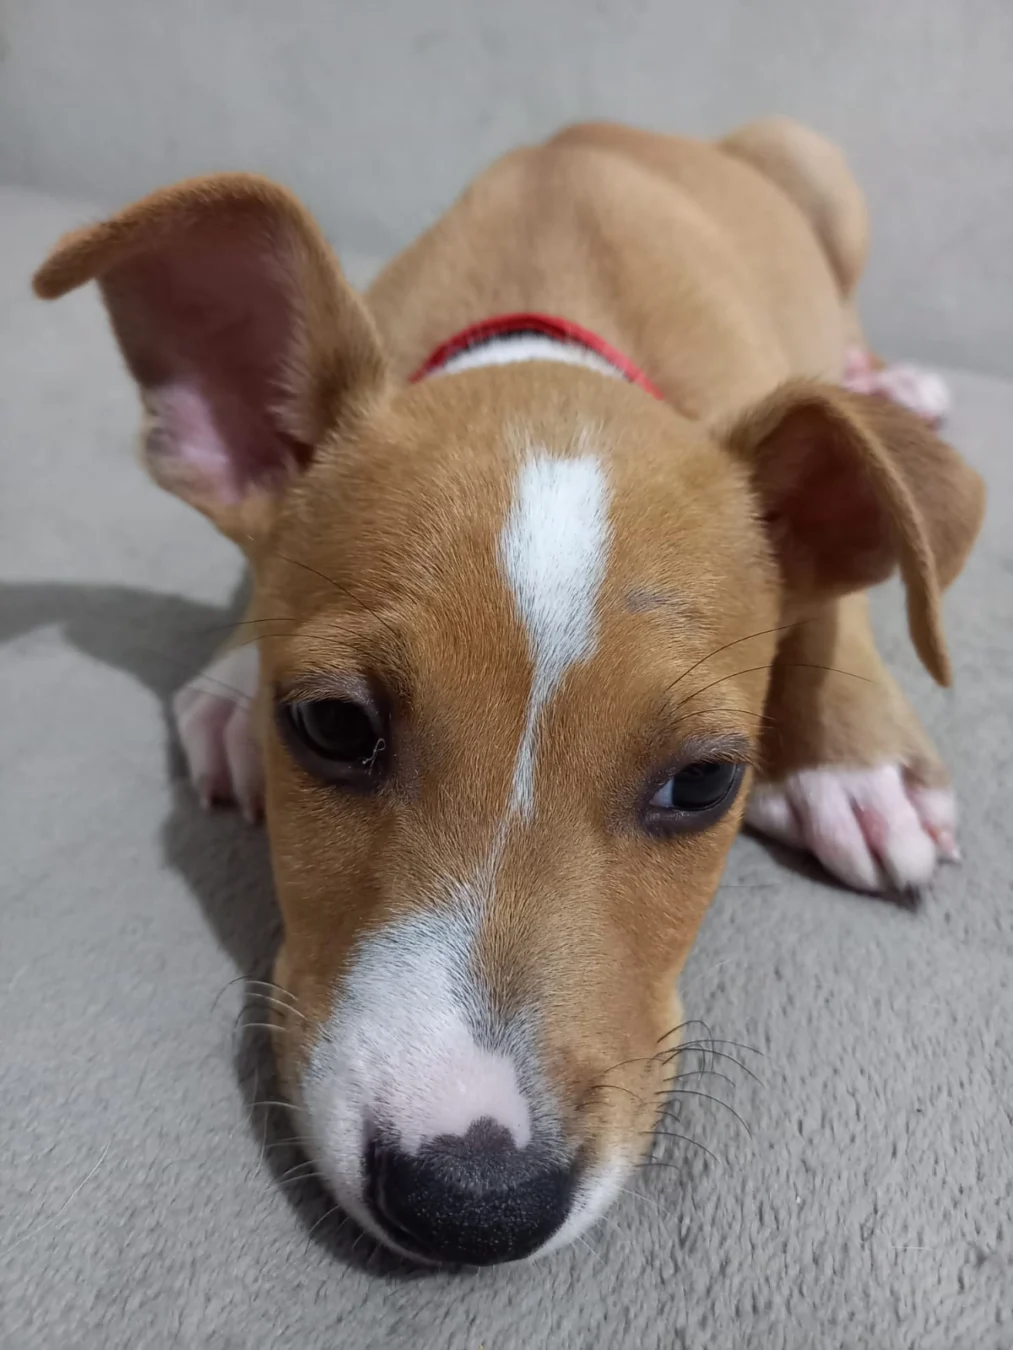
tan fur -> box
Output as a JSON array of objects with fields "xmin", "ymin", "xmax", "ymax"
[
  {"xmin": 33, "ymin": 119, "xmax": 985, "ymax": 1210},
  {"xmin": 758, "ymin": 591, "xmax": 949, "ymax": 786}
]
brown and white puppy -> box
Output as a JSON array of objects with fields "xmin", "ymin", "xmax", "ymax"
[{"xmin": 34, "ymin": 117, "xmax": 984, "ymax": 1266}]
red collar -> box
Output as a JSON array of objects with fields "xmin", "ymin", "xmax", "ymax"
[{"xmin": 408, "ymin": 312, "xmax": 665, "ymax": 401}]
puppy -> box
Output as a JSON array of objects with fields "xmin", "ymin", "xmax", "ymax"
[{"xmin": 34, "ymin": 117, "xmax": 984, "ymax": 1266}]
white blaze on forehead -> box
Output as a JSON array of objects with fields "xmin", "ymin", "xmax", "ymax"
[{"xmin": 500, "ymin": 451, "xmax": 611, "ymax": 818}]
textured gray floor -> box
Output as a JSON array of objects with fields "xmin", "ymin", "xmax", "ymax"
[{"xmin": 2, "ymin": 186, "xmax": 1011, "ymax": 1349}]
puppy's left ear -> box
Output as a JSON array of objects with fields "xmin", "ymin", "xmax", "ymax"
[
  {"xmin": 724, "ymin": 381, "xmax": 985, "ymax": 685},
  {"xmin": 33, "ymin": 173, "xmax": 387, "ymax": 542}
]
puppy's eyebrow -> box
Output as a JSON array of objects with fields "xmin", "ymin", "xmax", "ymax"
[
  {"xmin": 274, "ymin": 670, "xmax": 375, "ymax": 704},
  {"xmin": 653, "ymin": 727, "xmax": 759, "ymax": 770},
  {"xmin": 672, "ymin": 730, "xmax": 757, "ymax": 764},
  {"xmin": 626, "ymin": 588, "xmax": 704, "ymax": 623}
]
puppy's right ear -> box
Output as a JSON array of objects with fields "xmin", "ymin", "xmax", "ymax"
[{"xmin": 33, "ymin": 174, "xmax": 387, "ymax": 540}]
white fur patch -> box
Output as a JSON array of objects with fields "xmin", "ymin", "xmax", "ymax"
[
  {"xmin": 536, "ymin": 1157, "xmax": 628, "ymax": 1258},
  {"xmin": 437, "ymin": 333, "xmax": 623, "ymax": 382},
  {"xmin": 303, "ymin": 901, "xmax": 535, "ymax": 1232},
  {"xmin": 500, "ymin": 452, "xmax": 610, "ymax": 818}
]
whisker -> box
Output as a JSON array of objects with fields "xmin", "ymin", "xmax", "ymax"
[
  {"xmin": 278, "ymin": 1164, "xmax": 326, "ymax": 1189},
  {"xmin": 251, "ymin": 1099, "xmax": 305, "ymax": 1115},
  {"xmin": 0, "ymin": 1138, "xmax": 113, "ymax": 1259},
  {"xmin": 243, "ymin": 978, "xmax": 300, "ymax": 1006},
  {"xmin": 306, "ymin": 1203, "xmax": 349, "ymax": 1244},
  {"xmin": 243, "ymin": 994, "xmax": 307, "ymax": 1022},
  {"xmin": 212, "ymin": 973, "xmax": 301, "ymax": 1016},
  {"xmin": 348, "ymin": 1227, "xmax": 371, "ymax": 1260},
  {"xmin": 615, "ymin": 1184, "xmax": 670, "ymax": 1218},
  {"xmin": 659, "ymin": 1046, "xmax": 763, "ymax": 1085},
  {"xmin": 670, "ymin": 704, "xmax": 778, "ymax": 730},
  {"xmin": 666, "ymin": 1066, "xmax": 737, "ymax": 1091},
  {"xmin": 577, "ymin": 1082, "xmax": 647, "ymax": 1107},
  {"xmin": 642, "ymin": 1131, "xmax": 720, "ymax": 1166},
  {"xmin": 655, "ymin": 1105, "xmax": 686, "ymax": 1128},
  {"xmin": 234, "ymin": 1003, "xmax": 275, "ymax": 1037},
  {"xmin": 664, "ymin": 622, "xmax": 808, "ymax": 699},
  {"xmin": 264, "ymin": 1136, "xmax": 316, "ymax": 1154},
  {"xmin": 573, "ymin": 1233, "xmax": 603, "ymax": 1266},
  {"xmin": 226, "ymin": 632, "xmax": 291, "ymax": 652},
  {"xmin": 274, "ymin": 552, "xmax": 401, "ymax": 644},
  {"xmin": 258, "ymin": 1071, "xmax": 271, "ymax": 1162},
  {"xmin": 278, "ymin": 1171, "xmax": 326, "ymax": 1190},
  {"xmin": 591, "ymin": 1208, "xmax": 638, "ymax": 1257},
  {"xmin": 192, "ymin": 616, "xmax": 298, "ymax": 638},
  {"xmin": 181, "ymin": 668, "xmax": 255, "ymax": 705},
  {"xmin": 278, "ymin": 1158, "xmax": 320, "ymax": 1181},
  {"xmin": 655, "ymin": 1018, "xmax": 715, "ymax": 1047},
  {"xmin": 666, "ymin": 1036, "xmax": 765, "ymax": 1059},
  {"xmin": 211, "ymin": 973, "xmax": 252, "ymax": 1013},
  {"xmin": 235, "ymin": 1020, "xmax": 286, "ymax": 1038},
  {"xmin": 665, "ymin": 1088, "xmax": 752, "ymax": 1136},
  {"xmin": 672, "ymin": 662, "xmax": 871, "ymax": 716},
  {"xmin": 593, "ymin": 1054, "xmax": 663, "ymax": 1079},
  {"xmin": 112, "ymin": 639, "xmax": 260, "ymax": 704}
]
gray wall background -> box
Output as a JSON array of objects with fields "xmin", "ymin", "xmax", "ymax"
[{"xmin": 1, "ymin": 0, "xmax": 1010, "ymax": 374}]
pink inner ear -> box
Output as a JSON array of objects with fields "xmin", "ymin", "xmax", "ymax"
[
  {"xmin": 150, "ymin": 381, "xmax": 246, "ymax": 504},
  {"xmin": 106, "ymin": 220, "xmax": 308, "ymax": 504}
]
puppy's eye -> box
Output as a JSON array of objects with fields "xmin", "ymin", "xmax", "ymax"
[
  {"xmin": 279, "ymin": 698, "xmax": 387, "ymax": 785},
  {"xmin": 289, "ymin": 700, "xmax": 378, "ymax": 760},
  {"xmin": 644, "ymin": 761, "xmax": 744, "ymax": 833}
]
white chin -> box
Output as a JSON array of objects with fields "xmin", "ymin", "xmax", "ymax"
[{"xmin": 531, "ymin": 1158, "xmax": 629, "ymax": 1259}]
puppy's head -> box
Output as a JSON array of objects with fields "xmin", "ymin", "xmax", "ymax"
[{"xmin": 35, "ymin": 177, "xmax": 984, "ymax": 1265}]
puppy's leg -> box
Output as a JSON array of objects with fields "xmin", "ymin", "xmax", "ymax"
[
  {"xmin": 722, "ymin": 118, "xmax": 951, "ymax": 425},
  {"xmin": 720, "ymin": 115, "xmax": 870, "ymax": 301},
  {"xmin": 173, "ymin": 601, "xmax": 263, "ymax": 821},
  {"xmin": 747, "ymin": 593, "xmax": 958, "ymax": 892}
]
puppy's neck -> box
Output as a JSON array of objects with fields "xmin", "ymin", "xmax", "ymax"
[{"xmin": 409, "ymin": 312, "xmax": 665, "ymax": 400}]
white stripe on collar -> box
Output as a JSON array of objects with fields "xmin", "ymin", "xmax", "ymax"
[{"xmin": 432, "ymin": 332, "xmax": 625, "ymax": 382}]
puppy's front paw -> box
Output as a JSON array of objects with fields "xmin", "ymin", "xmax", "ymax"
[
  {"xmin": 172, "ymin": 645, "xmax": 263, "ymax": 822},
  {"xmin": 746, "ymin": 764, "xmax": 958, "ymax": 893}
]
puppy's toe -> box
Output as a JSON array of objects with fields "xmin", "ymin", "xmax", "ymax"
[
  {"xmin": 842, "ymin": 347, "xmax": 951, "ymax": 426},
  {"xmin": 223, "ymin": 702, "xmax": 264, "ymax": 823},
  {"xmin": 746, "ymin": 764, "xmax": 958, "ymax": 893},
  {"xmin": 172, "ymin": 645, "xmax": 262, "ymax": 819},
  {"xmin": 906, "ymin": 782, "xmax": 960, "ymax": 862}
]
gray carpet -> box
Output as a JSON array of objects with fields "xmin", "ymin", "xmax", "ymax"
[{"xmin": 2, "ymin": 185, "xmax": 1011, "ymax": 1349}]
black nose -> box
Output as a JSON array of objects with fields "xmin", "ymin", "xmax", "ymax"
[{"xmin": 364, "ymin": 1118, "xmax": 573, "ymax": 1265}]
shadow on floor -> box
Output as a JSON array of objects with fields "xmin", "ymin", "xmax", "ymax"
[{"xmin": 0, "ymin": 577, "xmax": 427, "ymax": 1278}]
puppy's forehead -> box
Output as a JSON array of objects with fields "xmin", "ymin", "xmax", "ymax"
[{"xmin": 280, "ymin": 367, "xmax": 762, "ymax": 660}]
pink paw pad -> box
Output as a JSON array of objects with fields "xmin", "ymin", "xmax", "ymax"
[
  {"xmin": 172, "ymin": 644, "xmax": 263, "ymax": 822},
  {"xmin": 843, "ymin": 348, "xmax": 951, "ymax": 427},
  {"xmin": 746, "ymin": 764, "xmax": 958, "ymax": 894}
]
